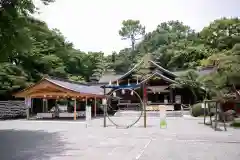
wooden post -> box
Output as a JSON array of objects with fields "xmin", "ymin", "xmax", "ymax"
[
  {"xmin": 215, "ymin": 101, "xmax": 218, "ymax": 130},
  {"xmin": 74, "ymin": 98, "xmax": 77, "ymax": 120},
  {"xmin": 103, "ymin": 87, "xmax": 107, "ymax": 127},
  {"xmin": 203, "ymin": 100, "xmax": 206, "ymax": 124},
  {"xmin": 46, "ymin": 99, "xmax": 48, "ymax": 113},
  {"xmin": 42, "ymin": 99, "xmax": 45, "ymax": 113},
  {"xmin": 25, "ymin": 97, "xmax": 30, "ymax": 120},
  {"xmin": 170, "ymin": 88, "xmax": 173, "ymax": 104},
  {"xmin": 94, "ymin": 97, "xmax": 97, "ymax": 117},
  {"xmin": 143, "ymin": 83, "xmax": 147, "ymax": 128},
  {"xmin": 31, "ymin": 98, "xmax": 33, "ymax": 116},
  {"xmin": 85, "ymin": 97, "xmax": 88, "ymax": 117}
]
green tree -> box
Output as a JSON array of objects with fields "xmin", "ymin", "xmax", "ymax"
[
  {"xmin": 171, "ymin": 70, "xmax": 204, "ymax": 103},
  {"xmin": 119, "ymin": 19, "xmax": 145, "ymax": 51},
  {"xmin": 201, "ymin": 43, "xmax": 240, "ymax": 101},
  {"xmin": 0, "ymin": 0, "xmax": 55, "ymax": 61}
]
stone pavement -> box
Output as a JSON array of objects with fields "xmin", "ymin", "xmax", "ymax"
[{"xmin": 0, "ymin": 117, "xmax": 240, "ymax": 160}]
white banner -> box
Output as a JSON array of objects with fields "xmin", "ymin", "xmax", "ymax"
[
  {"xmin": 159, "ymin": 105, "xmax": 167, "ymax": 128},
  {"xmin": 85, "ymin": 105, "xmax": 92, "ymax": 127},
  {"xmin": 25, "ymin": 98, "xmax": 31, "ymax": 108}
]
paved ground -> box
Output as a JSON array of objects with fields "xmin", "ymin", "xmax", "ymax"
[{"xmin": 0, "ymin": 117, "xmax": 240, "ymax": 160}]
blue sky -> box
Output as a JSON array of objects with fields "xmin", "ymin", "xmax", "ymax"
[{"xmin": 35, "ymin": 0, "xmax": 240, "ymax": 55}]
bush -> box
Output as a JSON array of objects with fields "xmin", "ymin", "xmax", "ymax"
[
  {"xmin": 191, "ymin": 103, "xmax": 208, "ymax": 117},
  {"xmin": 230, "ymin": 121, "xmax": 240, "ymax": 128}
]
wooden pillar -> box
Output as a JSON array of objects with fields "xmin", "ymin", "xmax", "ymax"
[
  {"xmin": 85, "ymin": 96, "xmax": 88, "ymax": 117},
  {"xmin": 25, "ymin": 97, "xmax": 30, "ymax": 120},
  {"xmin": 85, "ymin": 97, "xmax": 88, "ymax": 107},
  {"xmin": 215, "ymin": 101, "xmax": 218, "ymax": 130},
  {"xmin": 31, "ymin": 98, "xmax": 33, "ymax": 115},
  {"xmin": 143, "ymin": 83, "xmax": 147, "ymax": 128},
  {"xmin": 42, "ymin": 99, "xmax": 45, "ymax": 113},
  {"xmin": 170, "ymin": 88, "xmax": 173, "ymax": 104},
  {"xmin": 103, "ymin": 87, "xmax": 107, "ymax": 127},
  {"xmin": 74, "ymin": 98, "xmax": 77, "ymax": 120},
  {"xmin": 46, "ymin": 99, "xmax": 48, "ymax": 112},
  {"xmin": 203, "ymin": 100, "xmax": 206, "ymax": 124},
  {"xmin": 94, "ymin": 97, "xmax": 97, "ymax": 117}
]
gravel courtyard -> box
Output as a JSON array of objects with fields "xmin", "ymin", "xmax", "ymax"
[{"xmin": 0, "ymin": 117, "xmax": 240, "ymax": 160}]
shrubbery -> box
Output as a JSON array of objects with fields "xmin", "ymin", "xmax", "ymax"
[
  {"xmin": 191, "ymin": 103, "xmax": 209, "ymax": 117},
  {"xmin": 230, "ymin": 121, "xmax": 240, "ymax": 128}
]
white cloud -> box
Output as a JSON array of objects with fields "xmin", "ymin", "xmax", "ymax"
[{"xmin": 34, "ymin": 0, "xmax": 240, "ymax": 55}]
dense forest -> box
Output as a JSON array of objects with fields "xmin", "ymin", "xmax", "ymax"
[{"xmin": 1, "ymin": 0, "xmax": 240, "ymax": 100}]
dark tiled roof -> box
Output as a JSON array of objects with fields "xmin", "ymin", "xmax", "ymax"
[
  {"xmin": 98, "ymin": 74, "xmax": 124, "ymax": 83},
  {"xmin": 149, "ymin": 60, "xmax": 177, "ymax": 77},
  {"xmin": 139, "ymin": 71, "xmax": 176, "ymax": 84},
  {"xmin": 46, "ymin": 78, "xmax": 103, "ymax": 95},
  {"xmin": 98, "ymin": 59, "xmax": 177, "ymax": 83}
]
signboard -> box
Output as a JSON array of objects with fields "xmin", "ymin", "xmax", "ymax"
[
  {"xmin": 58, "ymin": 105, "xmax": 68, "ymax": 112},
  {"xmin": 25, "ymin": 98, "xmax": 31, "ymax": 108},
  {"xmin": 159, "ymin": 105, "xmax": 167, "ymax": 128},
  {"xmin": 146, "ymin": 105, "xmax": 160, "ymax": 111},
  {"xmin": 201, "ymin": 103, "xmax": 208, "ymax": 109},
  {"xmin": 164, "ymin": 99, "xmax": 168, "ymax": 104},
  {"xmin": 85, "ymin": 105, "xmax": 91, "ymax": 127},
  {"xmin": 175, "ymin": 95, "xmax": 181, "ymax": 104}
]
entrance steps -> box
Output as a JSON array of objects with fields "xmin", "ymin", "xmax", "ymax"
[{"xmin": 114, "ymin": 111, "xmax": 190, "ymax": 117}]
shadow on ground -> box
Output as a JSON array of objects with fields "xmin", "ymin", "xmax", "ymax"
[{"xmin": 0, "ymin": 129, "xmax": 65, "ymax": 160}]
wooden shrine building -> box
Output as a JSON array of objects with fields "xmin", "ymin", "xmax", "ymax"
[
  {"xmin": 96, "ymin": 54, "xmax": 212, "ymax": 111},
  {"xmin": 14, "ymin": 77, "xmax": 104, "ymax": 120},
  {"xmin": 14, "ymin": 53, "xmax": 214, "ymax": 119}
]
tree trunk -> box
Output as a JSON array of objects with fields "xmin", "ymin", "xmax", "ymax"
[
  {"xmin": 232, "ymin": 84, "xmax": 240, "ymax": 100},
  {"xmin": 131, "ymin": 35, "xmax": 135, "ymax": 51}
]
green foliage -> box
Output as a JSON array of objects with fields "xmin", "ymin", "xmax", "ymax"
[
  {"xmin": 0, "ymin": 0, "xmax": 55, "ymax": 61},
  {"xmin": 191, "ymin": 103, "xmax": 207, "ymax": 117},
  {"xmin": 119, "ymin": 19, "xmax": 145, "ymax": 51},
  {"xmin": 0, "ymin": 0, "xmax": 107, "ymax": 99},
  {"xmin": 171, "ymin": 70, "xmax": 204, "ymax": 102},
  {"xmin": 1, "ymin": 3, "xmax": 240, "ymax": 104},
  {"xmin": 230, "ymin": 121, "xmax": 240, "ymax": 128}
]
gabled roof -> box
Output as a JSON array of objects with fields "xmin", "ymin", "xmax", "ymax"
[
  {"xmin": 139, "ymin": 70, "xmax": 176, "ymax": 84},
  {"xmin": 98, "ymin": 74, "xmax": 124, "ymax": 83},
  {"xmin": 46, "ymin": 78, "xmax": 103, "ymax": 95},
  {"xmin": 149, "ymin": 60, "xmax": 177, "ymax": 77},
  {"xmin": 99, "ymin": 56, "xmax": 177, "ymax": 83},
  {"xmin": 14, "ymin": 77, "xmax": 104, "ymax": 98}
]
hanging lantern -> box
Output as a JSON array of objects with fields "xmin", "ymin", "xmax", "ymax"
[
  {"xmin": 102, "ymin": 98, "xmax": 107, "ymax": 105},
  {"xmin": 130, "ymin": 90, "xmax": 134, "ymax": 96},
  {"xmin": 109, "ymin": 80, "xmax": 112, "ymax": 86},
  {"xmin": 113, "ymin": 91, "xmax": 116, "ymax": 97},
  {"xmin": 116, "ymin": 80, "xmax": 119, "ymax": 86},
  {"xmin": 121, "ymin": 89, "xmax": 125, "ymax": 95}
]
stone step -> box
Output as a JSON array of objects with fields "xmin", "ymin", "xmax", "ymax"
[{"xmin": 113, "ymin": 111, "xmax": 190, "ymax": 117}]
